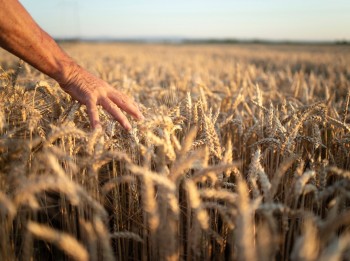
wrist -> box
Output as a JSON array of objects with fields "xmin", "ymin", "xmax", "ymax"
[{"xmin": 54, "ymin": 59, "xmax": 81, "ymax": 86}]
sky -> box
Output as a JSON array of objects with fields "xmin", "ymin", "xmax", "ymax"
[{"xmin": 20, "ymin": 0, "xmax": 350, "ymax": 42}]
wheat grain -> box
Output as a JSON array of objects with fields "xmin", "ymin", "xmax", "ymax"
[
  {"xmin": 93, "ymin": 217, "xmax": 116, "ymax": 261},
  {"xmin": 27, "ymin": 221, "xmax": 89, "ymax": 261},
  {"xmin": 111, "ymin": 231, "xmax": 143, "ymax": 243},
  {"xmin": 200, "ymin": 188, "xmax": 238, "ymax": 205},
  {"xmin": 47, "ymin": 123, "xmax": 86, "ymax": 144},
  {"xmin": 319, "ymin": 232, "xmax": 350, "ymax": 261},
  {"xmin": 235, "ymin": 180, "xmax": 256, "ymax": 261},
  {"xmin": 248, "ymin": 148, "xmax": 271, "ymax": 198},
  {"xmin": 185, "ymin": 180, "xmax": 209, "ymax": 230},
  {"xmin": 0, "ymin": 191, "xmax": 16, "ymax": 219},
  {"xmin": 295, "ymin": 170, "xmax": 316, "ymax": 197},
  {"xmin": 291, "ymin": 217, "xmax": 319, "ymax": 261}
]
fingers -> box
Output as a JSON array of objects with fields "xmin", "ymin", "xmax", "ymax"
[
  {"xmin": 108, "ymin": 89, "xmax": 144, "ymax": 121},
  {"xmin": 86, "ymin": 100, "xmax": 101, "ymax": 130},
  {"xmin": 100, "ymin": 97, "xmax": 132, "ymax": 131},
  {"xmin": 64, "ymin": 70, "xmax": 143, "ymax": 130}
]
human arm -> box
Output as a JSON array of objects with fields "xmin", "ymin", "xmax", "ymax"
[{"xmin": 0, "ymin": 0, "xmax": 143, "ymax": 130}]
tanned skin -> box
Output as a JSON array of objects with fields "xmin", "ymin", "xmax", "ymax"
[{"xmin": 0, "ymin": 0, "xmax": 144, "ymax": 130}]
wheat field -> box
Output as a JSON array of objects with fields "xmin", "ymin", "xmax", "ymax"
[{"xmin": 1, "ymin": 43, "xmax": 350, "ymax": 261}]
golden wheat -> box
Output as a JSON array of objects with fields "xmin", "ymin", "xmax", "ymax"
[{"xmin": 0, "ymin": 43, "xmax": 350, "ymax": 261}]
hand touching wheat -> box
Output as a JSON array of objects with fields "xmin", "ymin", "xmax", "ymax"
[
  {"xmin": 0, "ymin": 0, "xmax": 144, "ymax": 130},
  {"xmin": 60, "ymin": 65, "xmax": 144, "ymax": 131}
]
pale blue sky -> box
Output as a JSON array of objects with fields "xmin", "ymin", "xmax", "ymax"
[{"xmin": 21, "ymin": 0, "xmax": 350, "ymax": 41}]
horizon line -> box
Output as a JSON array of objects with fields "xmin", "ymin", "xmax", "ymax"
[{"xmin": 54, "ymin": 36, "xmax": 350, "ymax": 45}]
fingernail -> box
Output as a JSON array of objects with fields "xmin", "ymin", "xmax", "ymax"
[
  {"xmin": 124, "ymin": 123, "xmax": 132, "ymax": 132},
  {"xmin": 136, "ymin": 103, "xmax": 144, "ymax": 121},
  {"xmin": 138, "ymin": 114, "xmax": 145, "ymax": 121},
  {"xmin": 94, "ymin": 123, "xmax": 102, "ymax": 131}
]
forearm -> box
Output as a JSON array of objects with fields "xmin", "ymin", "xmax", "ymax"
[
  {"xmin": 0, "ymin": 0, "xmax": 143, "ymax": 130},
  {"xmin": 0, "ymin": 0, "xmax": 76, "ymax": 84}
]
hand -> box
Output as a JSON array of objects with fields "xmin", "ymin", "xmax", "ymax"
[{"xmin": 59, "ymin": 65, "xmax": 144, "ymax": 131}]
